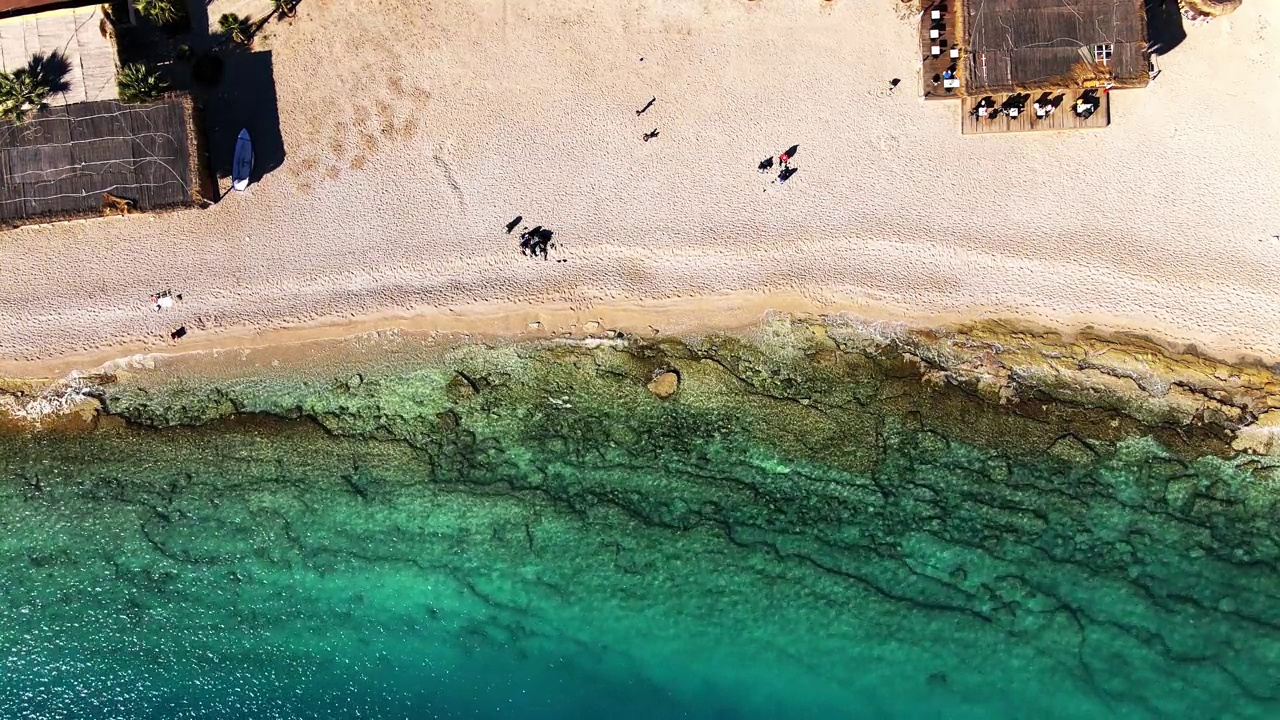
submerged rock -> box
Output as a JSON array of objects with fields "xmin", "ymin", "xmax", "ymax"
[
  {"xmin": 1232, "ymin": 409, "xmax": 1280, "ymax": 455},
  {"xmin": 446, "ymin": 372, "xmax": 480, "ymax": 401},
  {"xmin": 1048, "ymin": 433, "xmax": 1098, "ymax": 464},
  {"xmin": 646, "ymin": 370, "xmax": 680, "ymax": 399}
]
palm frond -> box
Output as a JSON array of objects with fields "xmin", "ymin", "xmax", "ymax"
[
  {"xmin": 0, "ymin": 67, "xmax": 53, "ymax": 122},
  {"xmin": 218, "ymin": 13, "xmax": 253, "ymax": 45},
  {"xmin": 134, "ymin": 0, "xmax": 179, "ymax": 26},
  {"xmin": 117, "ymin": 63, "xmax": 168, "ymax": 104}
]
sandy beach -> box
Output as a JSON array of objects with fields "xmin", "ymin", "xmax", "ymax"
[{"xmin": 1, "ymin": 0, "xmax": 1279, "ymax": 375}]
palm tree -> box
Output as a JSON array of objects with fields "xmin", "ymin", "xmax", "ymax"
[
  {"xmin": 117, "ymin": 63, "xmax": 168, "ymax": 104},
  {"xmin": 0, "ymin": 68, "xmax": 51, "ymax": 122},
  {"xmin": 272, "ymin": 0, "xmax": 297, "ymax": 19},
  {"xmin": 218, "ymin": 13, "xmax": 252, "ymax": 45},
  {"xmin": 134, "ymin": 0, "xmax": 179, "ymax": 26}
]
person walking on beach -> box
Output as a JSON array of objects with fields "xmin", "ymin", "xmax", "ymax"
[
  {"xmin": 779, "ymin": 144, "xmax": 799, "ymax": 166},
  {"xmin": 758, "ymin": 156, "xmax": 774, "ymax": 173},
  {"xmin": 642, "ymin": 129, "xmax": 660, "ymax": 142}
]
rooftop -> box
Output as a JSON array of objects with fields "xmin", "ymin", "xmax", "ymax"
[
  {"xmin": 0, "ymin": 96, "xmax": 204, "ymax": 227},
  {"xmin": 962, "ymin": 0, "xmax": 1150, "ymax": 95},
  {"xmin": 0, "ymin": 3, "xmax": 118, "ymax": 105}
]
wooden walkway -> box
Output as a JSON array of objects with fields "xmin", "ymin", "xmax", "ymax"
[
  {"xmin": 961, "ymin": 91, "xmax": 1111, "ymax": 135},
  {"xmin": 0, "ymin": 5, "xmax": 119, "ymax": 104},
  {"xmin": 919, "ymin": 1, "xmax": 960, "ymax": 102}
]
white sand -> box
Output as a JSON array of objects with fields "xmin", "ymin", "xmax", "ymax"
[{"xmin": 1, "ymin": 0, "xmax": 1279, "ymax": 373}]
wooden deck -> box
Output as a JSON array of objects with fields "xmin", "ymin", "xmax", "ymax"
[
  {"xmin": 961, "ymin": 91, "xmax": 1111, "ymax": 135},
  {"xmin": 919, "ymin": 1, "xmax": 961, "ymax": 102}
]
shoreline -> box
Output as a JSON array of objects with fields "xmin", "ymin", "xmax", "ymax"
[
  {"xmin": 6, "ymin": 300, "xmax": 1280, "ymax": 457},
  {"xmin": 3, "ymin": 289, "xmax": 1277, "ymax": 381}
]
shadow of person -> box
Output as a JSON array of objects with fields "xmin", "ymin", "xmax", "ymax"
[{"xmin": 1146, "ymin": 0, "xmax": 1186, "ymax": 56}]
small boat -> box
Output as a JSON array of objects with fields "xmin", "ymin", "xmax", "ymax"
[{"xmin": 232, "ymin": 129, "xmax": 253, "ymax": 191}]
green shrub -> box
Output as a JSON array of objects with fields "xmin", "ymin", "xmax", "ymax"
[
  {"xmin": 218, "ymin": 13, "xmax": 252, "ymax": 45},
  {"xmin": 0, "ymin": 69, "xmax": 49, "ymax": 121},
  {"xmin": 117, "ymin": 63, "xmax": 167, "ymax": 104},
  {"xmin": 134, "ymin": 0, "xmax": 180, "ymax": 26}
]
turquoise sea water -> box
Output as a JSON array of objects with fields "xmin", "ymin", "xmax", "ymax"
[{"xmin": 2, "ymin": 334, "xmax": 1278, "ymax": 719}]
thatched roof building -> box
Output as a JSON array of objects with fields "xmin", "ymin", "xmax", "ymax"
[
  {"xmin": 1180, "ymin": 0, "xmax": 1242, "ymax": 19},
  {"xmin": 962, "ymin": 0, "xmax": 1150, "ymax": 96},
  {"xmin": 0, "ymin": 95, "xmax": 209, "ymax": 228}
]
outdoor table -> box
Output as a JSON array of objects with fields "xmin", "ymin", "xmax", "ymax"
[
  {"xmin": 930, "ymin": 29, "xmax": 940, "ymax": 39},
  {"xmin": 950, "ymin": 48, "xmax": 960, "ymax": 59},
  {"xmin": 931, "ymin": 10, "xmax": 941, "ymax": 20},
  {"xmin": 931, "ymin": 45, "xmax": 941, "ymax": 56},
  {"xmin": 943, "ymin": 79, "xmax": 960, "ymax": 89}
]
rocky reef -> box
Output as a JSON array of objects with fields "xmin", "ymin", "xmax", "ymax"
[{"xmin": 8, "ymin": 317, "xmax": 1273, "ymax": 457}]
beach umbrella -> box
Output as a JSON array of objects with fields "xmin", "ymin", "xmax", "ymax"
[{"xmin": 1180, "ymin": 0, "xmax": 1242, "ymax": 18}]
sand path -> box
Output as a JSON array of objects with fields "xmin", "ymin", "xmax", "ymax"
[{"xmin": 1, "ymin": 0, "xmax": 1278, "ymax": 369}]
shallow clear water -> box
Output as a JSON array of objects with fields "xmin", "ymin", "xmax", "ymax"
[{"xmin": 1, "ymin": 339, "xmax": 1278, "ymax": 719}]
